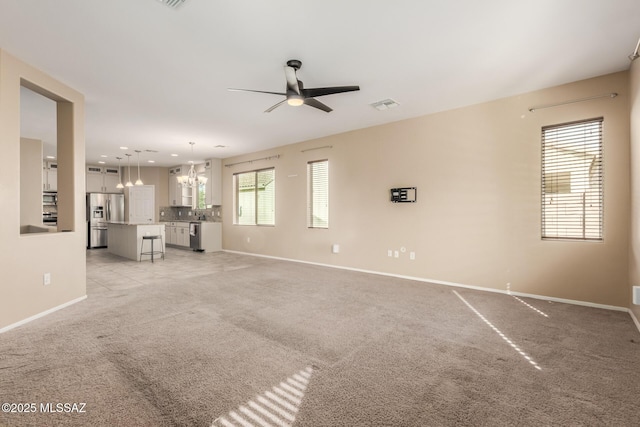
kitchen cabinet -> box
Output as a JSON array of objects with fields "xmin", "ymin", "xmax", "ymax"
[
  {"xmin": 164, "ymin": 222, "xmax": 189, "ymax": 247},
  {"xmin": 196, "ymin": 222, "xmax": 222, "ymax": 252},
  {"xmin": 168, "ymin": 165, "xmax": 195, "ymax": 207},
  {"xmin": 165, "ymin": 224, "xmax": 175, "ymax": 245},
  {"xmin": 204, "ymin": 158, "xmax": 222, "ymax": 206},
  {"xmin": 107, "ymin": 223, "xmax": 166, "ymax": 261},
  {"xmin": 43, "ymin": 161, "xmax": 57, "ymax": 191},
  {"xmin": 86, "ymin": 165, "xmax": 121, "ymax": 193},
  {"xmin": 177, "ymin": 225, "xmax": 190, "ymax": 247}
]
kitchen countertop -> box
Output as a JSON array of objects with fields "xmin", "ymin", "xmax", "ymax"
[
  {"xmin": 160, "ymin": 219, "xmax": 220, "ymax": 223},
  {"xmin": 108, "ymin": 222, "xmax": 166, "ymax": 226}
]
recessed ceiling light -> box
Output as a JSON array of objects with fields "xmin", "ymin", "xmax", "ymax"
[
  {"xmin": 147, "ymin": 160, "xmax": 155, "ymax": 163},
  {"xmin": 100, "ymin": 155, "xmax": 108, "ymax": 158},
  {"xmin": 171, "ymin": 154, "xmax": 178, "ymax": 157},
  {"xmin": 120, "ymin": 146, "xmax": 128, "ymax": 150},
  {"xmin": 46, "ymin": 155, "xmax": 55, "ymax": 159},
  {"xmin": 98, "ymin": 161, "xmax": 105, "ymax": 164}
]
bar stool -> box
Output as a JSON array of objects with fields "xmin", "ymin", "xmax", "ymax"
[{"xmin": 140, "ymin": 235, "xmax": 164, "ymax": 263}]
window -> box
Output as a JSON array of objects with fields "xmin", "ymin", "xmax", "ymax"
[
  {"xmin": 307, "ymin": 160, "xmax": 329, "ymax": 228},
  {"xmin": 196, "ymin": 180, "xmax": 206, "ymax": 209},
  {"xmin": 234, "ymin": 168, "xmax": 275, "ymax": 225},
  {"xmin": 541, "ymin": 118, "xmax": 603, "ymax": 241}
]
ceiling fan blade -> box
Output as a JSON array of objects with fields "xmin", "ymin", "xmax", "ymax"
[
  {"xmin": 304, "ymin": 97, "xmax": 333, "ymax": 113},
  {"xmin": 284, "ymin": 66, "xmax": 300, "ymax": 94},
  {"xmin": 228, "ymin": 88, "xmax": 286, "ymax": 96},
  {"xmin": 302, "ymin": 85, "xmax": 360, "ymax": 98},
  {"xmin": 264, "ymin": 99, "xmax": 287, "ymax": 113}
]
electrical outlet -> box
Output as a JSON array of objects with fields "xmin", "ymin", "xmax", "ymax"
[
  {"xmin": 409, "ymin": 251, "xmax": 415, "ymax": 260},
  {"xmin": 43, "ymin": 273, "xmax": 51, "ymax": 286},
  {"xmin": 387, "ymin": 250, "xmax": 392, "ymax": 257},
  {"xmin": 394, "ymin": 250, "xmax": 399, "ymax": 258}
]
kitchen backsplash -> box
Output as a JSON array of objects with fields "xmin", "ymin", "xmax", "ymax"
[{"xmin": 159, "ymin": 206, "xmax": 222, "ymax": 222}]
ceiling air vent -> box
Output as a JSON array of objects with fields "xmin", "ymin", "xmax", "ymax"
[
  {"xmin": 157, "ymin": 0, "xmax": 187, "ymax": 9},
  {"xmin": 370, "ymin": 99, "xmax": 400, "ymax": 111}
]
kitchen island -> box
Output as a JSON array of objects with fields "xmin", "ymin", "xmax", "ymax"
[{"xmin": 107, "ymin": 222, "xmax": 166, "ymax": 261}]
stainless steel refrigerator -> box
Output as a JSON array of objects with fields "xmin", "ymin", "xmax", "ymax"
[{"xmin": 86, "ymin": 193, "xmax": 124, "ymax": 248}]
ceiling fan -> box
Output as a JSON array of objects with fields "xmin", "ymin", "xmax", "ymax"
[{"xmin": 228, "ymin": 59, "xmax": 360, "ymax": 113}]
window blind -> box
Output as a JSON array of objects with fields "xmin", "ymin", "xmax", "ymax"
[
  {"xmin": 257, "ymin": 168, "xmax": 275, "ymax": 225},
  {"xmin": 307, "ymin": 160, "xmax": 329, "ymax": 228},
  {"xmin": 541, "ymin": 118, "xmax": 603, "ymax": 241}
]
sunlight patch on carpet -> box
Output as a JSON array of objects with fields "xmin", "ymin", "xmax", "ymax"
[
  {"xmin": 211, "ymin": 366, "xmax": 313, "ymax": 427},
  {"xmin": 507, "ymin": 283, "xmax": 549, "ymax": 317},
  {"xmin": 511, "ymin": 295, "xmax": 549, "ymax": 318},
  {"xmin": 453, "ymin": 290, "xmax": 542, "ymax": 371}
]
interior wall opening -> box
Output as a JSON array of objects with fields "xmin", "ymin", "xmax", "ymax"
[{"xmin": 19, "ymin": 80, "xmax": 75, "ymax": 234}]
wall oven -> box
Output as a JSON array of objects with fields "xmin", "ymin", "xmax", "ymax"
[
  {"xmin": 43, "ymin": 192, "xmax": 57, "ymax": 206},
  {"xmin": 42, "ymin": 212, "xmax": 57, "ymax": 226}
]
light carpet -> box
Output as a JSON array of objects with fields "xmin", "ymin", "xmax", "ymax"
[{"xmin": 0, "ymin": 248, "xmax": 639, "ymax": 426}]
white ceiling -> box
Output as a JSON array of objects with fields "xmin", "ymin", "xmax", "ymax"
[{"xmin": 1, "ymin": 0, "xmax": 639, "ymax": 166}]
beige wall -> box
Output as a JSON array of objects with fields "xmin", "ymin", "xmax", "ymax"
[
  {"xmin": 0, "ymin": 50, "xmax": 86, "ymax": 330},
  {"xmin": 629, "ymin": 60, "xmax": 640, "ymax": 321},
  {"xmin": 138, "ymin": 166, "xmax": 169, "ymax": 214},
  {"xmin": 222, "ymin": 71, "xmax": 630, "ymax": 308}
]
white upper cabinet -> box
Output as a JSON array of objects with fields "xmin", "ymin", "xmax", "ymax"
[
  {"xmin": 168, "ymin": 165, "xmax": 195, "ymax": 207},
  {"xmin": 86, "ymin": 165, "xmax": 122, "ymax": 193}
]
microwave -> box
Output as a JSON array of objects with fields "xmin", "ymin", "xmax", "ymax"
[{"xmin": 43, "ymin": 192, "xmax": 57, "ymax": 205}]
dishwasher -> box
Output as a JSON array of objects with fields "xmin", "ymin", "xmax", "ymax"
[{"xmin": 189, "ymin": 222, "xmax": 203, "ymax": 251}]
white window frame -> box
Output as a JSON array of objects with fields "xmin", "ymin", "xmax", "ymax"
[
  {"xmin": 541, "ymin": 118, "xmax": 603, "ymax": 241},
  {"xmin": 307, "ymin": 160, "xmax": 329, "ymax": 229},
  {"xmin": 233, "ymin": 167, "xmax": 275, "ymax": 226}
]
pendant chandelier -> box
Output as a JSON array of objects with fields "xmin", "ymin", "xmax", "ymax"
[
  {"xmin": 134, "ymin": 150, "xmax": 144, "ymax": 185},
  {"xmin": 125, "ymin": 153, "xmax": 134, "ymax": 187},
  {"xmin": 177, "ymin": 142, "xmax": 208, "ymax": 188},
  {"xmin": 116, "ymin": 157, "xmax": 124, "ymax": 189}
]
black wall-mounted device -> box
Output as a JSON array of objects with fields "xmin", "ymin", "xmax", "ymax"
[{"xmin": 390, "ymin": 187, "xmax": 417, "ymax": 203}]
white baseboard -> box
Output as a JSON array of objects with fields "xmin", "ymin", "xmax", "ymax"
[
  {"xmin": 224, "ymin": 249, "xmax": 631, "ymax": 313},
  {"xmin": 629, "ymin": 308, "xmax": 640, "ymax": 333},
  {"xmin": 0, "ymin": 295, "xmax": 87, "ymax": 334}
]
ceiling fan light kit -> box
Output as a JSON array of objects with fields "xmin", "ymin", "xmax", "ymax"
[
  {"xmin": 229, "ymin": 59, "xmax": 360, "ymax": 113},
  {"xmin": 287, "ymin": 95, "xmax": 304, "ymax": 107}
]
